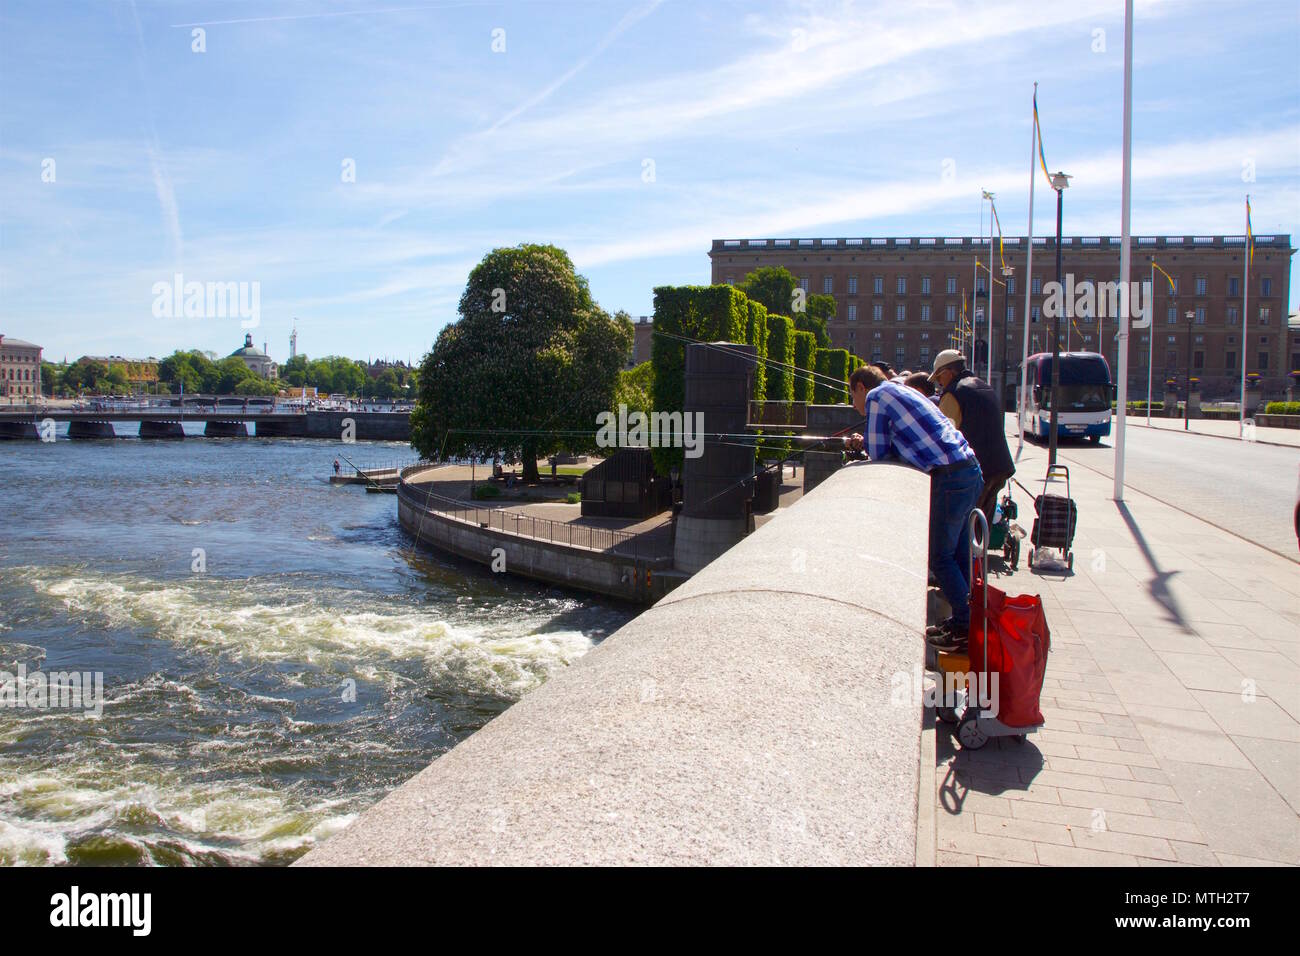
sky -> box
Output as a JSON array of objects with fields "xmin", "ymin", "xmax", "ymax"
[{"xmin": 1, "ymin": 0, "xmax": 1298, "ymax": 365}]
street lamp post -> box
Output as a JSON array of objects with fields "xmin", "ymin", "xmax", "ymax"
[
  {"xmin": 1048, "ymin": 171, "xmax": 1071, "ymax": 467},
  {"xmin": 1184, "ymin": 309, "xmax": 1195, "ymax": 431},
  {"xmin": 1000, "ymin": 264, "xmax": 1014, "ymax": 407}
]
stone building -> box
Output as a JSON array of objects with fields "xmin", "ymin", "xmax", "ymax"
[
  {"xmin": 0, "ymin": 334, "xmax": 43, "ymax": 401},
  {"xmin": 230, "ymin": 333, "xmax": 278, "ymax": 379},
  {"xmin": 710, "ymin": 234, "xmax": 1295, "ymax": 402}
]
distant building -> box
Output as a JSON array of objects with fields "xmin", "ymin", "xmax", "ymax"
[
  {"xmin": 0, "ymin": 334, "xmax": 43, "ymax": 400},
  {"xmin": 629, "ymin": 315, "xmax": 653, "ymax": 368},
  {"xmin": 231, "ymin": 333, "xmax": 278, "ymax": 379},
  {"xmin": 711, "ymin": 234, "xmax": 1296, "ymax": 401}
]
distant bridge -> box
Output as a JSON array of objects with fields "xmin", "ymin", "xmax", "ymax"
[{"xmin": 0, "ymin": 408, "xmax": 411, "ymax": 441}]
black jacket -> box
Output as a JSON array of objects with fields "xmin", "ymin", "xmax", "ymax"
[{"xmin": 943, "ymin": 370, "xmax": 1014, "ymax": 479}]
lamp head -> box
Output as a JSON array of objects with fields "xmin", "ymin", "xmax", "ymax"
[{"xmin": 1050, "ymin": 171, "xmax": 1072, "ymax": 191}]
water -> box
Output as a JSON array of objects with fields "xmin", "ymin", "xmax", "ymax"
[{"xmin": 0, "ymin": 428, "xmax": 632, "ymax": 865}]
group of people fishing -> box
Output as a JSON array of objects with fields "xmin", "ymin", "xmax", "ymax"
[{"xmin": 842, "ymin": 350, "xmax": 1015, "ymax": 653}]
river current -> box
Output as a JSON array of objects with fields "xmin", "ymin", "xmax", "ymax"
[{"xmin": 0, "ymin": 427, "xmax": 631, "ymax": 865}]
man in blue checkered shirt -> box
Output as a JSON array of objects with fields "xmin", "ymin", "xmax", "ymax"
[{"xmin": 846, "ymin": 365, "xmax": 983, "ymax": 649}]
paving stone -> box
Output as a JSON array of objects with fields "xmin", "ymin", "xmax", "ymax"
[
  {"xmin": 1073, "ymin": 828, "xmax": 1176, "ymax": 860},
  {"xmin": 1230, "ymin": 736, "xmax": 1300, "ymax": 816},
  {"xmin": 1033, "ymin": 842, "xmax": 1138, "ymax": 867},
  {"xmin": 1039, "ymin": 729, "xmax": 1119, "ymax": 750},
  {"xmin": 1075, "ymin": 720, "xmax": 1145, "ymax": 741},
  {"xmin": 1164, "ymin": 760, "xmax": 1300, "ymax": 864},
  {"xmin": 975, "ymin": 813, "xmax": 1075, "ymax": 847},
  {"xmin": 1025, "ymin": 770, "xmax": 1108, "ymax": 792},
  {"xmin": 1056, "ymin": 787, "xmax": 1153, "ymax": 816},
  {"xmin": 1168, "ymin": 840, "xmax": 1219, "ymax": 866},
  {"xmin": 1213, "ymin": 852, "xmax": 1296, "ymax": 867},
  {"xmin": 939, "ymin": 831, "xmax": 1038, "ymax": 864},
  {"xmin": 1102, "ymin": 778, "xmax": 1182, "ymax": 801},
  {"xmin": 1193, "ymin": 690, "xmax": 1300, "ymax": 742},
  {"xmin": 1130, "ymin": 766, "xmax": 1172, "ymax": 785},
  {"xmin": 937, "ymin": 850, "xmax": 977, "ymax": 866},
  {"xmin": 1046, "ymin": 756, "xmax": 1136, "ymax": 780},
  {"xmin": 1147, "ymin": 799, "xmax": 1195, "ymax": 822}
]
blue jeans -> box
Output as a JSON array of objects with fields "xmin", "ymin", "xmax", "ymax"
[{"xmin": 929, "ymin": 460, "xmax": 984, "ymax": 630}]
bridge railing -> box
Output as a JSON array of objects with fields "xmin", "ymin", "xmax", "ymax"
[{"xmin": 397, "ymin": 462, "xmax": 648, "ymax": 557}]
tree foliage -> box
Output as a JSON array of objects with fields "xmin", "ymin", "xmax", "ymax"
[{"xmin": 411, "ymin": 243, "xmax": 631, "ymax": 482}]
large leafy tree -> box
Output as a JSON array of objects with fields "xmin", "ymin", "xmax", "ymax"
[
  {"xmin": 738, "ymin": 266, "xmax": 797, "ymax": 316},
  {"xmin": 412, "ymin": 243, "xmax": 632, "ymax": 483},
  {"xmin": 738, "ymin": 265, "xmax": 830, "ymax": 347},
  {"xmin": 803, "ymin": 293, "xmax": 835, "ymax": 347}
]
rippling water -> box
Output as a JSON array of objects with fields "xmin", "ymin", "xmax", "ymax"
[{"xmin": 0, "ymin": 429, "xmax": 631, "ymax": 865}]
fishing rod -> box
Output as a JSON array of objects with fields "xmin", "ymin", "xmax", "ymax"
[
  {"xmin": 682, "ymin": 417, "xmax": 866, "ymax": 515},
  {"xmin": 337, "ymin": 450, "xmax": 384, "ymax": 490}
]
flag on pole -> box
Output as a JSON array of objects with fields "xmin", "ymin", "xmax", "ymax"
[
  {"xmin": 1033, "ymin": 91, "xmax": 1053, "ymax": 188},
  {"xmin": 990, "ymin": 201, "xmax": 1009, "ymax": 271},
  {"xmin": 1246, "ymin": 196, "xmax": 1253, "ymax": 267},
  {"xmin": 1151, "ymin": 260, "xmax": 1176, "ymax": 292}
]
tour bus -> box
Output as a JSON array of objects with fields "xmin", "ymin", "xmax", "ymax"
[{"xmin": 1021, "ymin": 351, "xmax": 1113, "ymax": 443}]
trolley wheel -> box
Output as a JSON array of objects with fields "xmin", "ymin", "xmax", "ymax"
[
  {"xmin": 957, "ymin": 712, "xmax": 989, "ymax": 750},
  {"xmin": 937, "ymin": 706, "xmax": 961, "ymax": 725},
  {"xmin": 1067, "ymin": 551, "xmax": 1074, "ymax": 571}
]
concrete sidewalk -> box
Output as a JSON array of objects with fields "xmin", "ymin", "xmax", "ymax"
[{"xmin": 931, "ymin": 438, "xmax": 1300, "ymax": 867}]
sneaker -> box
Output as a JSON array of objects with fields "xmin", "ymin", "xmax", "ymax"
[
  {"xmin": 925, "ymin": 617, "xmax": 955, "ymax": 637},
  {"xmin": 926, "ymin": 623, "xmax": 969, "ymax": 653}
]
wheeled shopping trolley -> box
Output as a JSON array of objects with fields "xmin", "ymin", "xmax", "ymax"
[{"xmin": 1026, "ymin": 464, "xmax": 1077, "ymax": 571}]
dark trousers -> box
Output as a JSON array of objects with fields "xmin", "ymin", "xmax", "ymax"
[
  {"xmin": 977, "ymin": 469, "xmax": 1014, "ymax": 525},
  {"xmin": 929, "ymin": 460, "xmax": 984, "ymax": 630}
]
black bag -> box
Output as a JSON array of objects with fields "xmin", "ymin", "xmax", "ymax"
[{"xmin": 1032, "ymin": 493, "xmax": 1077, "ymax": 550}]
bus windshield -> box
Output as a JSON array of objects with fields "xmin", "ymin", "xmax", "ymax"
[{"xmin": 1041, "ymin": 383, "xmax": 1111, "ymax": 412}]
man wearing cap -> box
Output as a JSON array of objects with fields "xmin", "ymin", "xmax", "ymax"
[
  {"xmin": 929, "ymin": 350, "xmax": 1015, "ymax": 527},
  {"xmin": 845, "ymin": 365, "xmax": 983, "ymax": 649}
]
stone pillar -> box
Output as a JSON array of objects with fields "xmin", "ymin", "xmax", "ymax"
[
  {"xmin": 1163, "ymin": 388, "xmax": 1179, "ymax": 418},
  {"xmin": 1187, "ymin": 386, "xmax": 1201, "ymax": 419},
  {"xmin": 674, "ymin": 342, "xmax": 755, "ymax": 574},
  {"xmin": 204, "ymin": 420, "xmax": 248, "ymax": 437},
  {"xmin": 68, "ymin": 420, "xmax": 116, "ymax": 439},
  {"xmin": 139, "ymin": 420, "xmax": 184, "ymax": 439}
]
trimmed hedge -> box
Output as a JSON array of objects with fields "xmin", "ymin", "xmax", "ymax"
[
  {"xmin": 826, "ymin": 349, "xmax": 851, "ymax": 404},
  {"xmin": 651, "ymin": 284, "xmax": 750, "ymax": 475},
  {"xmin": 764, "ymin": 314, "xmax": 795, "ymax": 402},
  {"xmin": 745, "ymin": 299, "xmax": 768, "ymax": 402},
  {"xmin": 791, "ymin": 331, "xmax": 817, "ymax": 404},
  {"xmin": 813, "ymin": 348, "xmax": 851, "ymax": 404},
  {"xmin": 1265, "ymin": 401, "xmax": 1300, "ymax": 415}
]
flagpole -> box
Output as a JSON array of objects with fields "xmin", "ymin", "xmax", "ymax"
[
  {"xmin": 1240, "ymin": 196, "xmax": 1250, "ymax": 437},
  {"xmin": 1114, "ymin": 0, "xmax": 1134, "ymax": 501},
  {"xmin": 987, "ymin": 195, "xmax": 996, "ymax": 394},
  {"xmin": 1018, "ymin": 83, "xmax": 1037, "ymax": 460},
  {"xmin": 1147, "ymin": 261, "xmax": 1155, "ymax": 426}
]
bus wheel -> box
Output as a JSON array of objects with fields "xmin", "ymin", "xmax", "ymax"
[{"xmin": 1088, "ymin": 434, "xmax": 1101, "ymax": 444}]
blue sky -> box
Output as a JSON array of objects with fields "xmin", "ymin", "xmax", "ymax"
[{"xmin": 1, "ymin": 0, "xmax": 1297, "ymax": 364}]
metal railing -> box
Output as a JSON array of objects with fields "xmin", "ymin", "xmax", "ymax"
[{"xmin": 397, "ymin": 463, "xmax": 647, "ymax": 557}]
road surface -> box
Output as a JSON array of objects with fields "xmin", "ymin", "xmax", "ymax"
[{"xmin": 1008, "ymin": 416, "xmax": 1300, "ymax": 562}]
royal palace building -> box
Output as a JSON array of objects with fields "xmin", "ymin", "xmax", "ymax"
[{"xmin": 710, "ymin": 234, "xmax": 1296, "ymax": 403}]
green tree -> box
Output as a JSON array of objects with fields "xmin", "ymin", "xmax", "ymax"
[
  {"xmin": 41, "ymin": 362, "xmax": 60, "ymax": 396},
  {"xmin": 802, "ymin": 293, "xmax": 834, "ymax": 347},
  {"xmin": 412, "ymin": 243, "xmax": 632, "ymax": 482},
  {"xmin": 281, "ymin": 354, "xmax": 310, "ymax": 387},
  {"xmin": 371, "ymin": 367, "xmax": 402, "ymax": 400},
  {"xmin": 738, "ymin": 266, "xmax": 798, "ymax": 316},
  {"xmin": 613, "ymin": 360, "xmax": 654, "ymax": 418}
]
